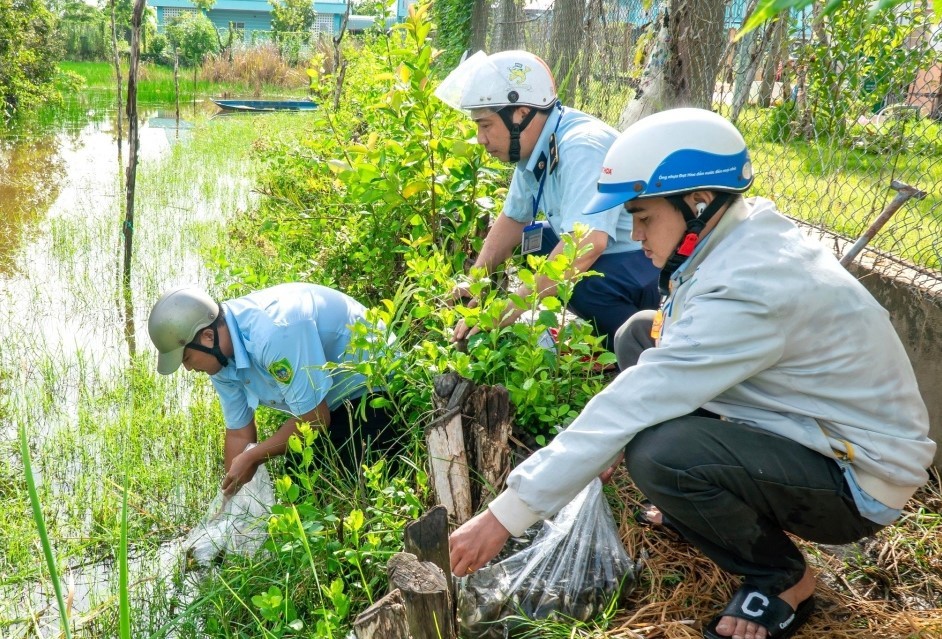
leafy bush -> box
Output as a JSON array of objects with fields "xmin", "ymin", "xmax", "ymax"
[
  {"xmin": 166, "ymin": 11, "xmax": 219, "ymax": 67},
  {"xmin": 0, "ymin": 0, "xmax": 62, "ymax": 117}
]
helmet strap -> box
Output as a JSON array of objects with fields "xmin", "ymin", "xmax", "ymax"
[
  {"xmin": 498, "ymin": 106, "xmax": 539, "ymax": 163},
  {"xmin": 186, "ymin": 321, "xmax": 230, "ymax": 369},
  {"xmin": 658, "ymin": 192, "xmax": 732, "ymax": 296}
]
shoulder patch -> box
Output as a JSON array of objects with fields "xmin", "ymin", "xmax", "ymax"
[{"xmin": 268, "ymin": 358, "xmax": 294, "ymax": 384}]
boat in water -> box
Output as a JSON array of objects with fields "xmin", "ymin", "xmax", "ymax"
[{"xmin": 211, "ymin": 98, "xmax": 318, "ymax": 112}]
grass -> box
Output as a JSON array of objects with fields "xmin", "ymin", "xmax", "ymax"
[
  {"xmin": 599, "ymin": 470, "xmax": 942, "ymax": 638},
  {"xmin": 1, "ymin": 92, "xmax": 271, "ymax": 635},
  {"xmin": 59, "ymin": 59, "xmax": 311, "ymax": 103},
  {"xmin": 736, "ymin": 105, "xmax": 942, "ymax": 271}
]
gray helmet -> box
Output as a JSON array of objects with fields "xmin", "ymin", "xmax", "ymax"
[{"xmin": 148, "ymin": 286, "xmax": 219, "ymax": 375}]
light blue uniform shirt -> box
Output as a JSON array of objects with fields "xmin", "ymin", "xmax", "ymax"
[
  {"xmin": 210, "ymin": 283, "xmax": 376, "ymax": 430},
  {"xmin": 502, "ymin": 105, "xmax": 642, "ymax": 254}
]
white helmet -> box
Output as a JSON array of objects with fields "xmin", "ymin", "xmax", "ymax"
[
  {"xmin": 584, "ymin": 108, "xmax": 753, "ymax": 215},
  {"xmin": 148, "ymin": 286, "xmax": 220, "ymax": 374},
  {"xmin": 434, "ymin": 50, "xmax": 557, "ymax": 116}
]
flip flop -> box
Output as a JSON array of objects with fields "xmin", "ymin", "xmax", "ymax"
[{"xmin": 703, "ymin": 585, "xmax": 816, "ymax": 639}]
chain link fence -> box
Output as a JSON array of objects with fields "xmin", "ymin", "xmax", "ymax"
[{"xmin": 471, "ymin": 0, "xmax": 942, "ymax": 294}]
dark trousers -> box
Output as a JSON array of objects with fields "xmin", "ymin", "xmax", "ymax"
[
  {"xmin": 287, "ymin": 393, "xmax": 403, "ymax": 476},
  {"xmin": 615, "ymin": 311, "xmax": 884, "ymax": 594},
  {"xmin": 537, "ymin": 224, "xmax": 660, "ymax": 351}
]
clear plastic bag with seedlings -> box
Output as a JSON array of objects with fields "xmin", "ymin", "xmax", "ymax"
[{"xmin": 457, "ymin": 478, "xmax": 635, "ymax": 638}]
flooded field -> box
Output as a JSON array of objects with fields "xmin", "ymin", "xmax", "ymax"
[{"xmin": 0, "ymin": 91, "xmax": 263, "ymax": 636}]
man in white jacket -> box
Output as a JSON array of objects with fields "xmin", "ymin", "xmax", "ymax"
[{"xmin": 448, "ymin": 108, "xmax": 935, "ymax": 639}]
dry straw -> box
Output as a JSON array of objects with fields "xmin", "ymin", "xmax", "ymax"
[{"xmin": 605, "ymin": 468, "xmax": 942, "ymax": 638}]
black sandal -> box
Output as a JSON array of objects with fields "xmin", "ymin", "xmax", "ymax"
[{"xmin": 703, "ymin": 585, "xmax": 815, "ymax": 639}]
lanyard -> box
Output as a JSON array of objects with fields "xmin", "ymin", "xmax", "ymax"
[{"xmin": 531, "ymin": 103, "xmax": 564, "ymax": 218}]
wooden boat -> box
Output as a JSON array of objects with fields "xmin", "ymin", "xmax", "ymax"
[{"xmin": 211, "ymin": 98, "xmax": 318, "ymax": 112}]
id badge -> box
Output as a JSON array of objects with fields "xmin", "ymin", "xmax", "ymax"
[
  {"xmin": 521, "ymin": 223, "xmax": 543, "ymax": 255},
  {"xmin": 650, "ymin": 309, "xmax": 664, "ymax": 341}
]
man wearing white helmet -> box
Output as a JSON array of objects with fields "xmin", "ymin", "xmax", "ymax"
[
  {"xmin": 435, "ymin": 50, "xmax": 659, "ymax": 351},
  {"xmin": 147, "ymin": 283, "xmax": 399, "ymax": 495},
  {"xmin": 448, "ymin": 109, "xmax": 934, "ymax": 639}
]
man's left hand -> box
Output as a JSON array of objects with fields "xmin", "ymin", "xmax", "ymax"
[
  {"xmin": 221, "ymin": 450, "xmax": 260, "ymax": 497},
  {"xmin": 449, "ymin": 509, "xmax": 511, "ymax": 577}
]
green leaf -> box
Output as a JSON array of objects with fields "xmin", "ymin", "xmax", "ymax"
[
  {"xmin": 402, "ymin": 180, "xmax": 425, "ymax": 199},
  {"xmin": 345, "ymin": 509, "xmax": 366, "ymax": 532}
]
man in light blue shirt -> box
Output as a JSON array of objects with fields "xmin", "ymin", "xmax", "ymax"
[
  {"xmin": 435, "ymin": 50, "xmax": 659, "ymax": 350},
  {"xmin": 148, "ymin": 283, "xmax": 398, "ymax": 495}
]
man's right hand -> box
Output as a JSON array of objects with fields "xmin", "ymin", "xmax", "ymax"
[{"xmin": 448, "ymin": 282, "xmax": 474, "ymax": 306}]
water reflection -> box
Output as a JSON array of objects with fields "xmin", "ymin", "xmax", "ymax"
[
  {"xmin": 0, "ymin": 137, "xmax": 66, "ymax": 274},
  {"xmin": 0, "ymin": 96, "xmax": 192, "ymax": 277}
]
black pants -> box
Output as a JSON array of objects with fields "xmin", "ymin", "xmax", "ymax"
[
  {"xmin": 537, "ymin": 224, "xmax": 660, "ymax": 351},
  {"xmin": 615, "ymin": 311, "xmax": 884, "ymax": 594},
  {"xmin": 287, "ymin": 393, "xmax": 403, "ymax": 476}
]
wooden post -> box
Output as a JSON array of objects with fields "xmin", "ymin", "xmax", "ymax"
[
  {"xmin": 466, "ymin": 385, "xmax": 512, "ymax": 511},
  {"xmin": 352, "ymin": 589, "xmax": 409, "ymax": 639},
  {"xmin": 387, "ymin": 552, "xmax": 455, "ymax": 639},
  {"xmin": 426, "ymin": 410, "xmax": 473, "ymax": 525},
  {"xmin": 404, "ymin": 505, "xmax": 454, "ymax": 610}
]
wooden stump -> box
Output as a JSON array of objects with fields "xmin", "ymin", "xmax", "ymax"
[
  {"xmin": 352, "ymin": 589, "xmax": 409, "ymax": 639},
  {"xmin": 427, "ymin": 374, "xmax": 513, "ymax": 523},
  {"xmin": 387, "ymin": 552, "xmax": 456, "ymax": 639},
  {"xmin": 404, "ymin": 505, "xmax": 454, "ymax": 605},
  {"xmin": 425, "ymin": 406, "xmax": 473, "ymax": 525}
]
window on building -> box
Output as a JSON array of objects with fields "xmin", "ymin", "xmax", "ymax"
[
  {"xmin": 163, "ymin": 7, "xmax": 197, "ymax": 24},
  {"xmin": 315, "ymin": 14, "xmax": 333, "ymax": 36},
  {"xmin": 229, "ymin": 21, "xmax": 246, "ymax": 42}
]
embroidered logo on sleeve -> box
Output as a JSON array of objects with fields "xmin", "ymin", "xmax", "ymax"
[{"xmin": 268, "ymin": 358, "xmax": 294, "ymax": 384}]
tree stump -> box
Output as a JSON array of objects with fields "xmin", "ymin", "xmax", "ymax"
[
  {"xmin": 426, "ymin": 406, "xmax": 474, "ymax": 525},
  {"xmin": 387, "ymin": 552, "xmax": 456, "ymax": 639},
  {"xmin": 404, "ymin": 505, "xmax": 454, "ymax": 605},
  {"xmin": 352, "ymin": 589, "xmax": 409, "ymax": 639},
  {"xmin": 427, "ymin": 374, "xmax": 513, "ymax": 524}
]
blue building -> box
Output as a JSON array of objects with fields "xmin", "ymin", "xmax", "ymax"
[{"xmin": 152, "ymin": 0, "xmax": 414, "ymax": 40}]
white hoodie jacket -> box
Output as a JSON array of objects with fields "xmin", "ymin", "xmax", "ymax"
[{"xmin": 490, "ymin": 197, "xmax": 935, "ymax": 536}]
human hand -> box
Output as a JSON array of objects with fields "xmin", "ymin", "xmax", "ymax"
[
  {"xmin": 221, "ymin": 450, "xmax": 260, "ymax": 497},
  {"xmin": 451, "ymin": 317, "xmax": 481, "ymax": 343},
  {"xmin": 598, "ymin": 451, "xmax": 625, "ymax": 485},
  {"xmin": 448, "ymin": 282, "xmax": 474, "ymax": 306},
  {"xmin": 449, "ymin": 509, "xmax": 511, "ymax": 577}
]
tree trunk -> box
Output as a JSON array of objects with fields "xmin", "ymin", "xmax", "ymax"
[
  {"xmin": 403, "ymin": 505, "xmax": 452, "ymax": 605},
  {"xmin": 618, "ymin": 0, "xmax": 728, "ymax": 130},
  {"xmin": 173, "ymin": 51, "xmax": 180, "ymax": 123},
  {"xmin": 731, "ymin": 18, "xmax": 778, "ymax": 123},
  {"xmin": 426, "ymin": 385, "xmax": 473, "ymax": 525},
  {"xmin": 550, "ymin": 0, "xmax": 586, "ymax": 102},
  {"xmin": 109, "ymin": 0, "xmax": 123, "ymax": 165},
  {"xmin": 494, "ymin": 0, "xmax": 523, "ymax": 52},
  {"xmin": 470, "ymin": 0, "xmax": 489, "ymax": 52},
  {"xmin": 122, "ymin": 0, "xmax": 146, "ymax": 358},
  {"xmin": 332, "ymin": 3, "xmax": 350, "ymax": 111},
  {"xmin": 757, "ymin": 16, "xmax": 787, "ymax": 107}
]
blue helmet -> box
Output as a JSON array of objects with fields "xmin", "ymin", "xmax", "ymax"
[{"xmin": 585, "ymin": 108, "xmax": 753, "ymax": 214}]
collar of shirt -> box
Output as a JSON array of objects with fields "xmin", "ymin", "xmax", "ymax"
[
  {"xmin": 671, "ymin": 197, "xmax": 752, "ymax": 285},
  {"xmin": 222, "ymin": 302, "xmax": 251, "ymax": 370},
  {"xmin": 523, "ymin": 103, "xmax": 564, "ymax": 180}
]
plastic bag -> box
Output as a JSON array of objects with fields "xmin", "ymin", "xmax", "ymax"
[
  {"xmin": 457, "ymin": 478, "xmax": 635, "ymax": 638},
  {"xmin": 182, "ymin": 447, "xmax": 275, "ymax": 566}
]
